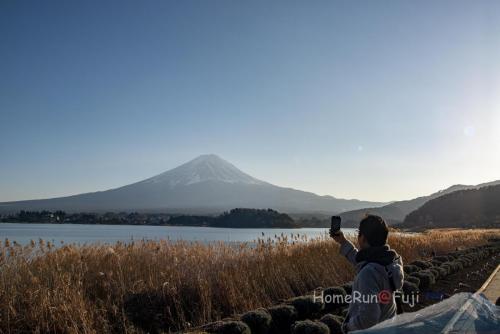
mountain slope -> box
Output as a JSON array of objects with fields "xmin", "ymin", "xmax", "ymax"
[
  {"xmin": 0, "ymin": 154, "xmax": 385, "ymax": 214},
  {"xmin": 401, "ymin": 184, "xmax": 500, "ymax": 229},
  {"xmin": 339, "ymin": 180, "xmax": 500, "ymax": 226}
]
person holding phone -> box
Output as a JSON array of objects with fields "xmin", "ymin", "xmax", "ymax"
[{"xmin": 330, "ymin": 215, "xmax": 404, "ymax": 332}]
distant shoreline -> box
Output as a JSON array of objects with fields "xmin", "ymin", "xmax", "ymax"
[
  {"xmin": 0, "ymin": 208, "xmax": 331, "ymax": 229},
  {"xmin": 0, "ymin": 221, "xmax": 328, "ymax": 229}
]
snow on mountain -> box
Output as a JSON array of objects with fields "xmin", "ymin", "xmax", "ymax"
[{"xmin": 142, "ymin": 154, "xmax": 265, "ymax": 187}]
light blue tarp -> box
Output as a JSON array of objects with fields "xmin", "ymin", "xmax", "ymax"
[{"xmin": 353, "ymin": 293, "xmax": 499, "ymax": 334}]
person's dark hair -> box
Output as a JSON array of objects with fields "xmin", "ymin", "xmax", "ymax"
[{"xmin": 359, "ymin": 215, "xmax": 389, "ymax": 247}]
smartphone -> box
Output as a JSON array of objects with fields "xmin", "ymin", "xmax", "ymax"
[{"xmin": 331, "ymin": 216, "xmax": 341, "ymax": 234}]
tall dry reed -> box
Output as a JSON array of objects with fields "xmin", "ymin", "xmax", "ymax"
[{"xmin": 0, "ymin": 229, "xmax": 498, "ymax": 333}]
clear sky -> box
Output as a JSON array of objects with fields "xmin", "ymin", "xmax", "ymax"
[{"xmin": 1, "ymin": 0, "xmax": 499, "ymax": 203}]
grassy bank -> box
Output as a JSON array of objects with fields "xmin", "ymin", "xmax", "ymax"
[{"xmin": 1, "ymin": 229, "xmax": 499, "ymax": 333}]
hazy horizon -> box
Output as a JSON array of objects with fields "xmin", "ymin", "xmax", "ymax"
[
  {"xmin": 1, "ymin": 153, "xmax": 498, "ymax": 204},
  {"xmin": 1, "ymin": 1, "xmax": 500, "ymax": 203}
]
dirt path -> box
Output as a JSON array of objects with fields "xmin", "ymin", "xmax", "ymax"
[{"xmin": 480, "ymin": 264, "xmax": 500, "ymax": 304}]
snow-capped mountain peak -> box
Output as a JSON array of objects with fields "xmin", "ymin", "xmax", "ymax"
[
  {"xmin": 0, "ymin": 154, "xmax": 387, "ymax": 213},
  {"xmin": 142, "ymin": 154, "xmax": 266, "ymax": 187}
]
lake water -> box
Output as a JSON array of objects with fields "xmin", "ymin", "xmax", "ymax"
[{"xmin": 0, "ymin": 223, "xmax": 357, "ymax": 245}]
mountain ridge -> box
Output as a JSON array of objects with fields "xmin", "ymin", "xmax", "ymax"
[
  {"xmin": 400, "ymin": 184, "xmax": 500, "ymax": 229},
  {"xmin": 0, "ymin": 154, "xmax": 385, "ymax": 214},
  {"xmin": 339, "ymin": 179, "xmax": 500, "ymax": 226}
]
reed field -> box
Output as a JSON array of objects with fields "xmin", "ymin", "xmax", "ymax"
[{"xmin": 0, "ymin": 229, "xmax": 499, "ymax": 333}]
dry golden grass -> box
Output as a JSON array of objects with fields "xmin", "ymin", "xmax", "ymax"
[{"xmin": 0, "ymin": 229, "xmax": 499, "ymax": 333}]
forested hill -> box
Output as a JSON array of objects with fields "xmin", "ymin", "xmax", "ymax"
[
  {"xmin": 339, "ymin": 180, "xmax": 500, "ymax": 227},
  {"xmin": 401, "ymin": 185, "xmax": 500, "ymax": 229},
  {"xmin": 168, "ymin": 208, "xmax": 298, "ymax": 228}
]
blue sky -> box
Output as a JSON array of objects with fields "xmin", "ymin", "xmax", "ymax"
[{"xmin": 1, "ymin": 0, "xmax": 499, "ymax": 202}]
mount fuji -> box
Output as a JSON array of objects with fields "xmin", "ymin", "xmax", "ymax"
[{"xmin": 0, "ymin": 154, "xmax": 386, "ymax": 214}]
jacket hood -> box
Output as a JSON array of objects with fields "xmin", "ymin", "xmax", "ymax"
[
  {"xmin": 355, "ymin": 245, "xmax": 397, "ymax": 265},
  {"xmin": 355, "ymin": 245, "xmax": 404, "ymax": 290},
  {"xmin": 385, "ymin": 259, "xmax": 404, "ymax": 290}
]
